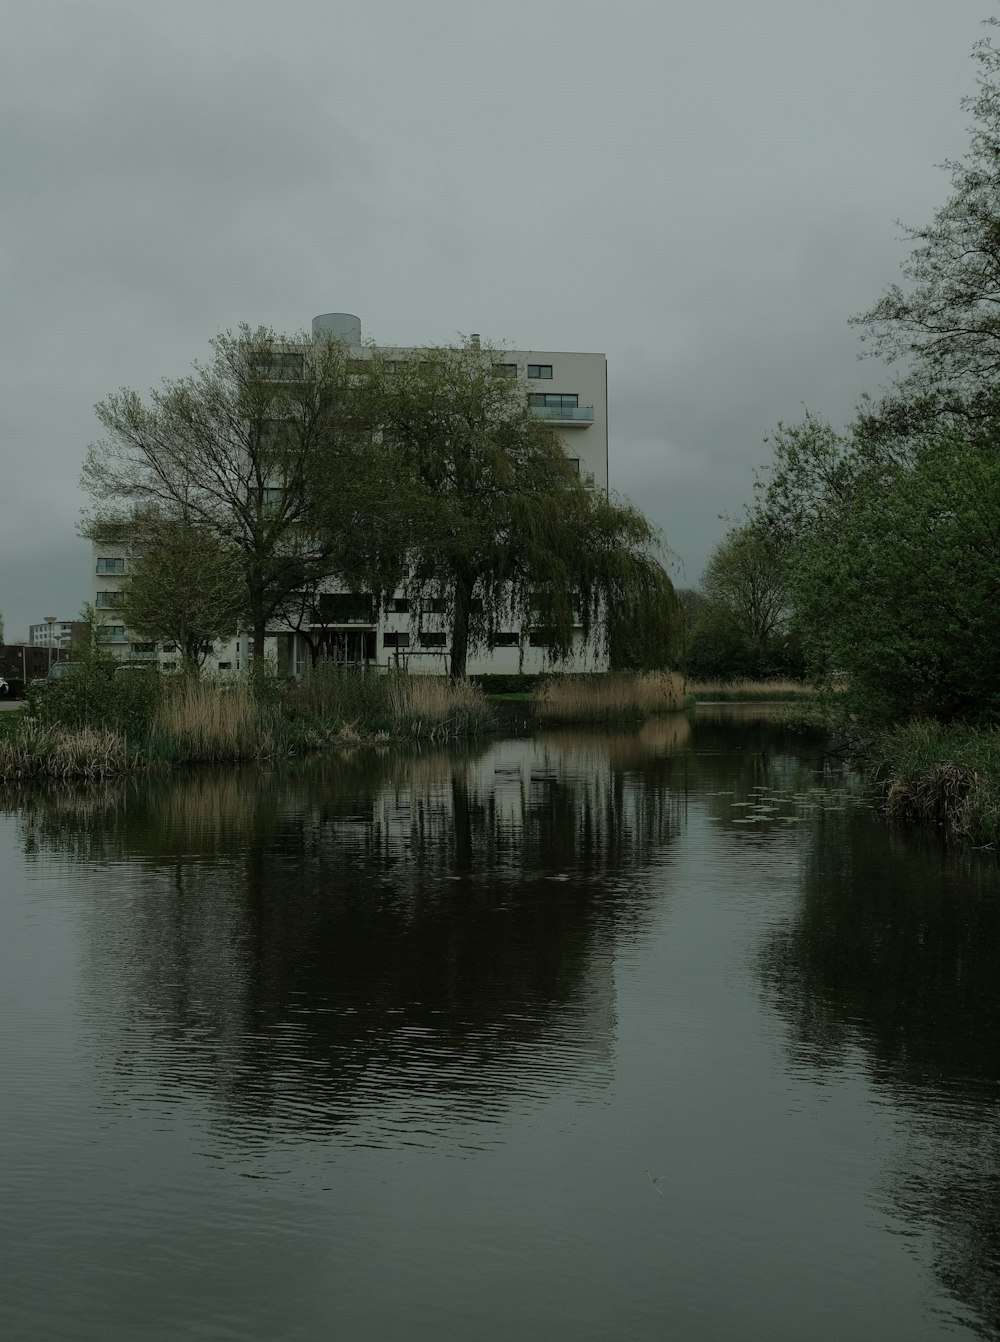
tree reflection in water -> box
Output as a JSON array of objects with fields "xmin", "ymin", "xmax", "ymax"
[
  {"xmin": 758, "ymin": 811, "xmax": 1000, "ymax": 1338},
  {"xmin": 10, "ymin": 720, "xmax": 690, "ymax": 1147}
]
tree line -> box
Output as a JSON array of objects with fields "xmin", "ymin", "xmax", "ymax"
[
  {"xmin": 84, "ymin": 335, "xmax": 681, "ymax": 678},
  {"xmin": 684, "ymin": 19, "xmax": 1000, "ymax": 721}
]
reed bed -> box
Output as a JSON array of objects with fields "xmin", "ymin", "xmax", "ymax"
[
  {"xmin": 0, "ymin": 721, "xmax": 134, "ymax": 780},
  {"xmin": 687, "ymin": 678, "xmax": 818, "ymax": 703},
  {"xmin": 862, "ymin": 719, "xmax": 1000, "ymax": 846},
  {"xmin": 386, "ymin": 674, "xmax": 494, "ymax": 738},
  {"xmin": 154, "ymin": 678, "xmax": 268, "ymax": 763},
  {"xmin": 534, "ymin": 671, "xmax": 686, "ymax": 724}
]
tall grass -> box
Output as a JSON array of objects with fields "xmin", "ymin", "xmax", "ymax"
[
  {"xmin": 386, "ymin": 674, "xmax": 493, "ymax": 738},
  {"xmin": 534, "ymin": 671, "xmax": 686, "ymax": 723},
  {"xmin": 1, "ymin": 668, "xmax": 495, "ymax": 782},
  {"xmin": 0, "ymin": 720, "xmax": 134, "ymax": 780},
  {"xmin": 862, "ymin": 719, "xmax": 1000, "ymax": 845},
  {"xmin": 153, "ymin": 678, "xmax": 269, "ymax": 764},
  {"xmin": 687, "ymin": 678, "xmax": 818, "ymax": 702}
]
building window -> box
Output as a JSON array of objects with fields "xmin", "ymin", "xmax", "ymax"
[
  {"xmin": 490, "ymin": 632, "xmax": 520, "ymax": 648},
  {"xmin": 527, "ymin": 364, "xmax": 553, "ymax": 379},
  {"xmin": 386, "ymin": 597, "xmax": 410, "ymax": 614},
  {"xmin": 218, "ymin": 662, "xmax": 232, "ymax": 670},
  {"xmin": 566, "ymin": 457, "xmax": 580, "ymax": 474},
  {"xmin": 318, "ymin": 593, "xmax": 375, "ymax": 624},
  {"xmin": 493, "ymin": 363, "xmax": 517, "ymax": 378},
  {"xmin": 418, "ymin": 632, "xmax": 447, "ymax": 647},
  {"xmin": 421, "ymin": 598, "xmax": 447, "ymax": 614},
  {"xmin": 253, "ymin": 352, "xmax": 303, "ymax": 380},
  {"xmin": 383, "ymin": 632, "xmax": 410, "ymax": 649},
  {"xmin": 528, "ymin": 393, "xmax": 578, "ymax": 409},
  {"xmin": 97, "ymin": 625, "xmax": 126, "ymax": 641},
  {"xmin": 131, "ymin": 642, "xmax": 155, "ymax": 653},
  {"xmin": 96, "ymin": 557, "xmax": 125, "ymax": 575},
  {"xmin": 528, "ymin": 631, "xmax": 552, "ymax": 647},
  {"xmin": 95, "ymin": 591, "xmax": 123, "ymax": 609}
]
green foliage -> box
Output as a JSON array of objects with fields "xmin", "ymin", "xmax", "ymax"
[
  {"xmin": 791, "ymin": 434, "xmax": 1000, "ymax": 723},
  {"xmin": 83, "ymin": 325, "xmax": 387, "ymax": 661},
  {"xmin": 680, "ymin": 527, "xmax": 804, "ymax": 681},
  {"xmin": 29, "ymin": 662, "xmax": 163, "ymax": 743},
  {"xmin": 121, "ymin": 513, "xmax": 242, "ymax": 669},
  {"xmin": 470, "ymin": 674, "xmax": 547, "ymax": 696},
  {"xmin": 863, "ymin": 719, "xmax": 1000, "ymax": 845},
  {"xmin": 283, "ymin": 665, "xmax": 395, "ymax": 731},
  {"xmin": 357, "ymin": 343, "xmax": 679, "ymax": 677}
]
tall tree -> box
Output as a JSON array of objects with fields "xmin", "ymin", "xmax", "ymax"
[
  {"xmin": 82, "ymin": 326, "xmax": 387, "ymax": 662},
  {"xmin": 852, "ymin": 20, "xmax": 1000, "ymax": 392},
  {"xmin": 358, "ymin": 343, "xmax": 678, "ymax": 678}
]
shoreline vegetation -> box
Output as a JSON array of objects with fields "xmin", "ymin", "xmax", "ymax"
[
  {"xmin": 5, "ymin": 667, "xmax": 997, "ymax": 847},
  {"xmin": 858, "ymin": 720, "xmax": 1000, "ymax": 849},
  {"xmin": 0, "ymin": 667, "xmax": 693, "ymax": 783}
]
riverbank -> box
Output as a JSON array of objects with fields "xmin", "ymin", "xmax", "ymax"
[
  {"xmin": 860, "ymin": 719, "xmax": 1000, "ymax": 847},
  {"xmin": 0, "ymin": 670, "xmax": 494, "ymax": 781},
  {"xmin": 0, "ymin": 668, "xmax": 690, "ymax": 782},
  {"xmin": 687, "ymin": 678, "xmax": 820, "ymax": 703}
]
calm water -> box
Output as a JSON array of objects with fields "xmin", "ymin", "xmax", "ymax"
[{"xmin": 2, "ymin": 709, "xmax": 999, "ymax": 1341}]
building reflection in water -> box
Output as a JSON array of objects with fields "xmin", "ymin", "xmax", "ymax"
[{"xmin": 13, "ymin": 720, "xmax": 691, "ymax": 1148}]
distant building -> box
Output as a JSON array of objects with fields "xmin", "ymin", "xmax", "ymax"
[{"xmin": 29, "ymin": 620, "xmax": 88, "ymax": 649}]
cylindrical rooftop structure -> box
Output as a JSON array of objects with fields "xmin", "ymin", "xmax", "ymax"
[{"xmin": 312, "ymin": 312, "xmax": 362, "ymax": 346}]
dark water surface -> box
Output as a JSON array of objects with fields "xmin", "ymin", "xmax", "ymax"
[{"xmin": 3, "ymin": 709, "xmax": 999, "ymax": 1341}]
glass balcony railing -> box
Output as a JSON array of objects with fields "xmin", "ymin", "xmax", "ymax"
[{"xmin": 529, "ymin": 405, "xmax": 595, "ymax": 426}]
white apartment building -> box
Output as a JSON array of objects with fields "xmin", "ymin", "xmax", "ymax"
[
  {"xmin": 29, "ymin": 619, "xmax": 85, "ymax": 648},
  {"xmin": 91, "ymin": 312, "xmax": 610, "ymax": 677}
]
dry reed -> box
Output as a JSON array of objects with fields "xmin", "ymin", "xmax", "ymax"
[
  {"xmin": 386, "ymin": 675, "xmax": 492, "ymax": 738},
  {"xmin": 688, "ymin": 679, "xmax": 817, "ymax": 702},
  {"xmin": 156, "ymin": 679, "xmax": 267, "ymax": 763},
  {"xmin": 0, "ymin": 721, "xmax": 133, "ymax": 780},
  {"xmin": 534, "ymin": 671, "xmax": 686, "ymax": 723}
]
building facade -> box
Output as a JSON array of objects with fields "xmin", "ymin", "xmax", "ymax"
[
  {"xmin": 29, "ymin": 620, "xmax": 88, "ymax": 649},
  {"xmin": 91, "ymin": 313, "xmax": 610, "ymax": 677}
]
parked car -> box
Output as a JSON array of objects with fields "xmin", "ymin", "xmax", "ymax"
[{"xmin": 46, "ymin": 661, "xmax": 87, "ymax": 683}]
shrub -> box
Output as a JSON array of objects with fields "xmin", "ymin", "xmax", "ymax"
[{"xmin": 28, "ymin": 662, "xmax": 162, "ymax": 742}]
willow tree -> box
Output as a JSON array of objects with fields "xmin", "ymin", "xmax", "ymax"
[
  {"xmin": 82, "ymin": 325, "xmax": 390, "ymax": 662},
  {"xmin": 359, "ymin": 342, "xmax": 679, "ymax": 678}
]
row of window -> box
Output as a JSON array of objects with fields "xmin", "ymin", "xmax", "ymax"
[
  {"xmin": 528, "ymin": 393, "xmax": 578, "ymax": 409},
  {"xmin": 493, "ymin": 363, "xmax": 555, "ymax": 380},
  {"xmin": 383, "ymin": 631, "xmax": 549, "ymax": 649}
]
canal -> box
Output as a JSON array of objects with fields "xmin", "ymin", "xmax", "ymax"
[{"xmin": 2, "ymin": 708, "xmax": 998, "ymax": 1340}]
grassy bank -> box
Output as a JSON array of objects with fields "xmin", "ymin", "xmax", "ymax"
[
  {"xmin": 687, "ymin": 678, "xmax": 819, "ymax": 703},
  {"xmin": 0, "ymin": 667, "xmax": 494, "ymax": 782},
  {"xmin": 861, "ymin": 719, "xmax": 1000, "ymax": 846},
  {"xmin": 533, "ymin": 671, "xmax": 686, "ymax": 724}
]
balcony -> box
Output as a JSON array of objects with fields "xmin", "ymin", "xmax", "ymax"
[{"xmin": 529, "ymin": 405, "xmax": 594, "ymax": 427}]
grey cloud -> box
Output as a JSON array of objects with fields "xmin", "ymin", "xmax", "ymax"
[{"xmin": 0, "ymin": 0, "xmax": 989, "ymax": 635}]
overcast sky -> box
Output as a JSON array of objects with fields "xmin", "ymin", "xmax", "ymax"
[{"xmin": 0, "ymin": 0, "xmax": 990, "ymax": 638}]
